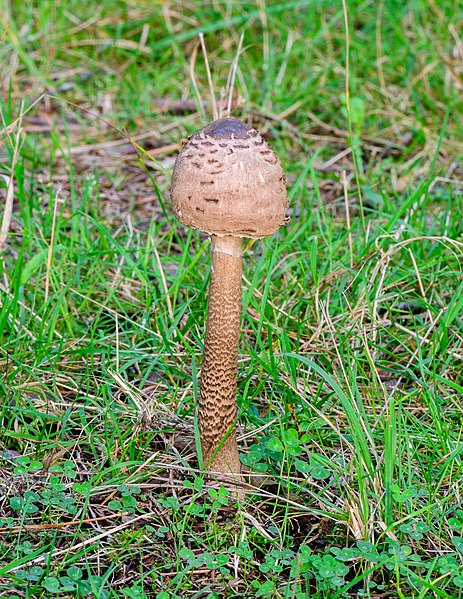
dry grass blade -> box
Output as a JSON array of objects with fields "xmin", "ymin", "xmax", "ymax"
[
  {"xmin": 189, "ymin": 37, "xmax": 206, "ymax": 121},
  {"xmin": 226, "ymin": 31, "xmax": 244, "ymax": 117},
  {"xmin": 0, "ymin": 174, "xmax": 14, "ymax": 255},
  {"xmin": 0, "ymin": 125, "xmax": 22, "ymax": 256},
  {"xmin": 0, "ymin": 94, "xmax": 45, "ymax": 137},
  {"xmin": 0, "ymin": 511, "xmax": 127, "ymax": 534},
  {"xmin": 199, "ymin": 32, "xmax": 218, "ymax": 121},
  {"xmin": 44, "ymin": 188, "xmax": 63, "ymax": 302},
  {"xmin": 7, "ymin": 511, "xmax": 159, "ymax": 573}
]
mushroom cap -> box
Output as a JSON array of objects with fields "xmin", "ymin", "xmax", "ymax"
[{"xmin": 171, "ymin": 117, "xmax": 288, "ymax": 239}]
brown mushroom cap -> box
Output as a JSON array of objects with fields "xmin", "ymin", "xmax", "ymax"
[{"xmin": 171, "ymin": 117, "xmax": 288, "ymax": 239}]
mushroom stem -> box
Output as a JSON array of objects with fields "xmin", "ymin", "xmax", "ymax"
[{"xmin": 199, "ymin": 234, "xmax": 243, "ymax": 477}]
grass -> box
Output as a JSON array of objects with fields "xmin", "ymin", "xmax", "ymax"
[{"xmin": 1, "ymin": 0, "xmax": 463, "ymax": 597}]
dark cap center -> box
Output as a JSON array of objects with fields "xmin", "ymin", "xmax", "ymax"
[{"xmin": 194, "ymin": 117, "xmax": 252, "ymax": 140}]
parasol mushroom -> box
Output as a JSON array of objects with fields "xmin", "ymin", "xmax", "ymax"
[{"xmin": 171, "ymin": 117, "xmax": 288, "ymax": 480}]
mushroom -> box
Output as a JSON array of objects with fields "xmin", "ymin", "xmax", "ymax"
[{"xmin": 171, "ymin": 117, "xmax": 288, "ymax": 480}]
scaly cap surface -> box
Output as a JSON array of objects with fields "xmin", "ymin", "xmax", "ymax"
[{"xmin": 171, "ymin": 117, "xmax": 288, "ymax": 239}]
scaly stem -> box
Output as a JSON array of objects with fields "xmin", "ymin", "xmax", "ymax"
[{"xmin": 199, "ymin": 234, "xmax": 242, "ymax": 477}]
